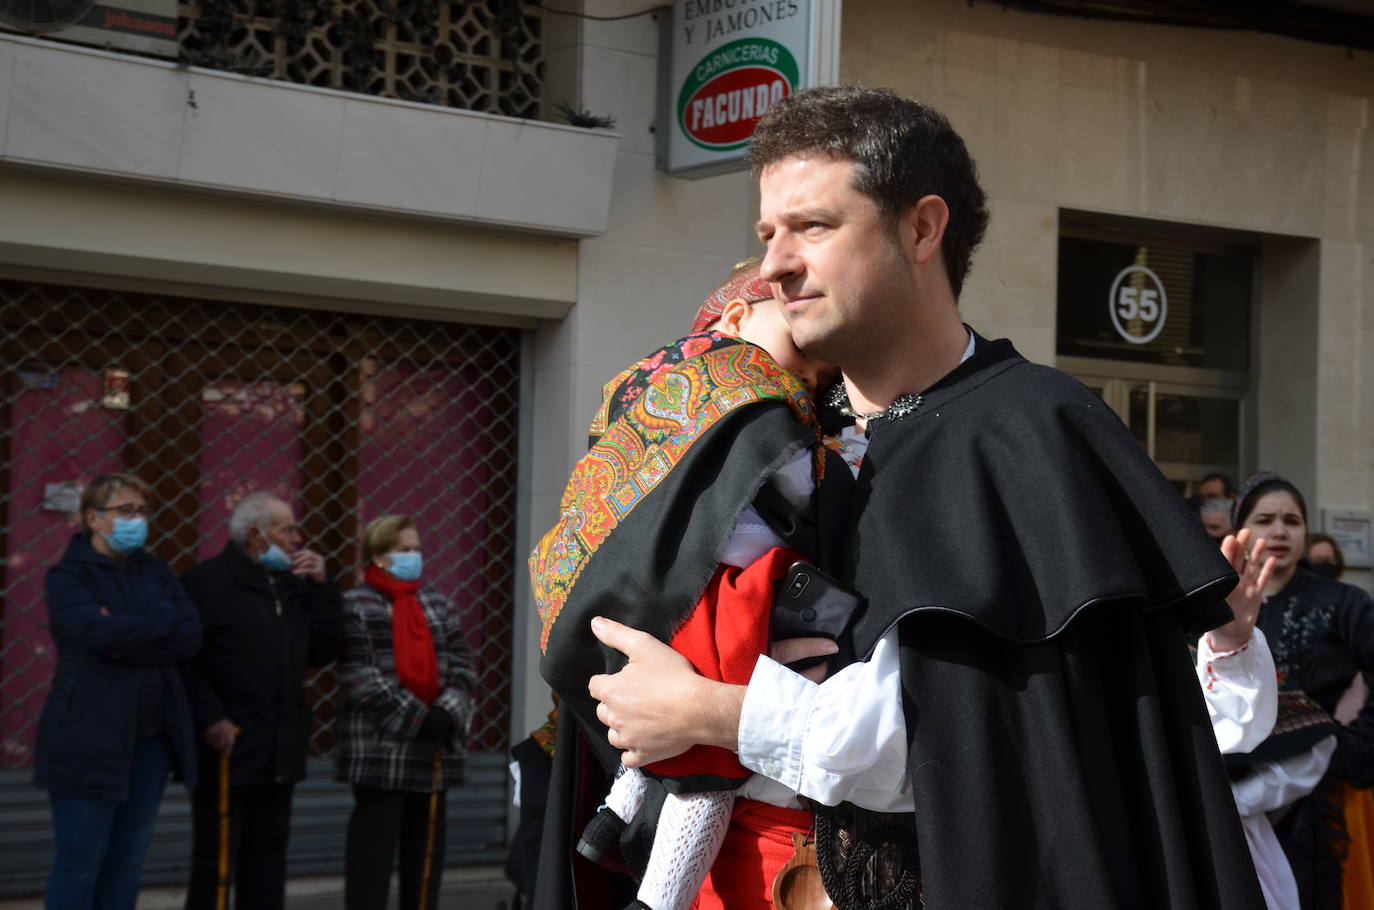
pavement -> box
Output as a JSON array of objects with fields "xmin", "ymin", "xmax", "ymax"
[{"xmin": 0, "ymin": 866, "xmax": 517, "ymax": 910}]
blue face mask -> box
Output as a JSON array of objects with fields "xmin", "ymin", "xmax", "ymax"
[
  {"xmin": 388, "ymin": 551, "xmax": 423, "ymax": 582},
  {"xmin": 260, "ymin": 543, "xmax": 293, "ymax": 572},
  {"xmin": 105, "ymin": 516, "xmax": 148, "ymax": 555}
]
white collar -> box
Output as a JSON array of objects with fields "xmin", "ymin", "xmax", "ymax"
[{"xmin": 959, "ymin": 327, "xmax": 976, "ymax": 365}]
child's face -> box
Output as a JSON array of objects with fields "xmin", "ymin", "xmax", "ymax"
[{"xmin": 737, "ymin": 300, "xmax": 840, "ymax": 393}]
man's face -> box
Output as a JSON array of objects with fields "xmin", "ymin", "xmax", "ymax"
[
  {"xmin": 251, "ymin": 499, "xmax": 302, "ymax": 556},
  {"xmin": 1197, "ymin": 477, "xmax": 1227, "ymax": 500},
  {"xmin": 756, "ymin": 156, "xmax": 915, "ymax": 365},
  {"xmin": 1201, "ymin": 511, "xmax": 1232, "ymax": 541}
]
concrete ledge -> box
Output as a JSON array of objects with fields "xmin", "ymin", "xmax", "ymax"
[
  {"xmin": 0, "ymin": 34, "xmax": 620, "ymax": 238},
  {"xmin": 0, "ymin": 168, "xmax": 578, "ymax": 326}
]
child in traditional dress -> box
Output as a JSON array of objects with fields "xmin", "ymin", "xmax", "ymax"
[{"xmin": 533, "ymin": 261, "xmax": 863, "ymax": 910}]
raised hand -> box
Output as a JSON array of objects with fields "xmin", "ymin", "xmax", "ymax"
[{"xmin": 1211, "ymin": 528, "xmax": 1276, "ymax": 653}]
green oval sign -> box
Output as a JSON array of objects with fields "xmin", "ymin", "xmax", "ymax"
[{"xmin": 677, "ymin": 38, "xmax": 800, "ymax": 152}]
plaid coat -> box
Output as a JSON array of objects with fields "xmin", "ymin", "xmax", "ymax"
[{"xmin": 333, "ymin": 583, "xmax": 477, "ymax": 792}]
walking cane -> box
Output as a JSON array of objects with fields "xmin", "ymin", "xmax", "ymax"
[
  {"xmin": 215, "ymin": 750, "xmax": 231, "ymax": 910},
  {"xmin": 417, "ymin": 746, "xmax": 443, "ymax": 910},
  {"xmin": 213, "ymin": 726, "xmax": 239, "ymax": 910}
]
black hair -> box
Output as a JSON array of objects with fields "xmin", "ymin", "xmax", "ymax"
[
  {"xmin": 747, "ymin": 86, "xmax": 990, "ymax": 298},
  {"xmin": 1232, "ymin": 473, "xmax": 1307, "ymax": 531},
  {"xmin": 1199, "ymin": 472, "xmax": 1235, "ymax": 497}
]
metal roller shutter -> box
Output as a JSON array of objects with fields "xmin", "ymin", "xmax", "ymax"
[{"xmin": 0, "ymin": 281, "xmax": 519, "ymax": 896}]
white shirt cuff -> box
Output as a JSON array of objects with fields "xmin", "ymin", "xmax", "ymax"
[
  {"xmin": 738, "ymin": 653, "xmax": 818, "ymax": 791},
  {"xmin": 737, "ymin": 630, "xmax": 914, "ymax": 812},
  {"xmin": 1200, "ymin": 627, "xmax": 1279, "ymax": 755}
]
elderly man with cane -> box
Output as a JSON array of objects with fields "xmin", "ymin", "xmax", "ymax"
[{"xmin": 181, "ymin": 492, "xmax": 343, "ymax": 910}]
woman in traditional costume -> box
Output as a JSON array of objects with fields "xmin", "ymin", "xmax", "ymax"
[{"xmin": 1236, "ymin": 473, "xmax": 1374, "ymax": 908}]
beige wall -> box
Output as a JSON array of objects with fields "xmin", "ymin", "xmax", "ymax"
[{"xmin": 844, "ymin": 0, "xmax": 1374, "ymax": 587}]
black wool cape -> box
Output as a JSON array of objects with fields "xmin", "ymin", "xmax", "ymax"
[{"xmin": 845, "ymin": 335, "xmax": 1264, "ymax": 909}]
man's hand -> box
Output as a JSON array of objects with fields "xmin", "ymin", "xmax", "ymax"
[
  {"xmin": 291, "ymin": 549, "xmax": 327, "ymax": 583},
  {"xmin": 201, "ymin": 719, "xmax": 239, "ymax": 757},
  {"xmin": 1211, "ymin": 528, "xmax": 1276, "ymax": 653},
  {"xmin": 770, "ymin": 637, "xmax": 838, "ymax": 683},
  {"xmin": 588, "ymin": 617, "xmax": 745, "ymax": 769}
]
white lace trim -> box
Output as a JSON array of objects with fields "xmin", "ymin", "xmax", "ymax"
[
  {"xmin": 638, "ymin": 790, "xmax": 735, "ymax": 910},
  {"xmin": 605, "ymin": 765, "xmax": 648, "ymax": 822}
]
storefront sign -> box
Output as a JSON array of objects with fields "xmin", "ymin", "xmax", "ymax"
[
  {"xmin": 17, "ymin": 371, "xmax": 59, "ymax": 391},
  {"xmin": 1324, "ymin": 509, "xmax": 1373, "ymax": 569},
  {"xmin": 41, "ymin": 482, "xmax": 82, "ymax": 514},
  {"xmin": 659, "ymin": 0, "xmax": 835, "ymax": 177},
  {"xmin": 1108, "ymin": 265, "xmax": 1168, "ymax": 345},
  {"xmin": 678, "ymin": 38, "xmax": 798, "ymax": 152}
]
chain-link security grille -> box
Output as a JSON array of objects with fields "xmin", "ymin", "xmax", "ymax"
[
  {"xmin": 0, "ymin": 280, "xmax": 520, "ymax": 769},
  {"xmin": 178, "ymin": 0, "xmax": 544, "ymax": 118}
]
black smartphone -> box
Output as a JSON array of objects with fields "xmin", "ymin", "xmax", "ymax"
[{"xmin": 771, "ymin": 561, "xmax": 864, "ymax": 672}]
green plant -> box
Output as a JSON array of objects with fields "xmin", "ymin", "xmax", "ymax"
[{"xmin": 555, "ymin": 102, "xmax": 615, "ymax": 130}]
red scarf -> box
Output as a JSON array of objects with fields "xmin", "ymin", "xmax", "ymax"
[{"xmin": 364, "ymin": 565, "xmax": 439, "ymax": 705}]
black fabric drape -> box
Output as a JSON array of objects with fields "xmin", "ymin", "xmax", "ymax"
[
  {"xmin": 847, "ymin": 337, "xmax": 1236, "ymax": 651},
  {"xmin": 532, "ymin": 714, "xmax": 637, "ymax": 910}
]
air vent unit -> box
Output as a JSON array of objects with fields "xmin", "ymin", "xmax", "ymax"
[{"xmin": 0, "ymin": 0, "xmax": 178, "ymax": 58}]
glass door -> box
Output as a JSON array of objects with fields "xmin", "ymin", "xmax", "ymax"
[
  {"xmin": 1057, "ymin": 213, "xmax": 1256, "ymax": 494},
  {"xmin": 1076, "ymin": 372, "xmax": 1245, "ymax": 494}
]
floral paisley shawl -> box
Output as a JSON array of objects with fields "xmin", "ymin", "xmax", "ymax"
[{"xmin": 588, "ymin": 331, "xmax": 737, "ymax": 442}]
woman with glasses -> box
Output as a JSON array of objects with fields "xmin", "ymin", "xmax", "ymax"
[{"xmin": 33, "ymin": 473, "xmax": 202, "ymax": 910}]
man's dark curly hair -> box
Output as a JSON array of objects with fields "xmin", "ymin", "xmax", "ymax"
[{"xmin": 747, "ymin": 86, "xmax": 990, "ymax": 298}]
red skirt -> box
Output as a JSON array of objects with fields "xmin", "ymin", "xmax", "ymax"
[{"xmin": 691, "ymin": 799, "xmax": 814, "ymax": 910}]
